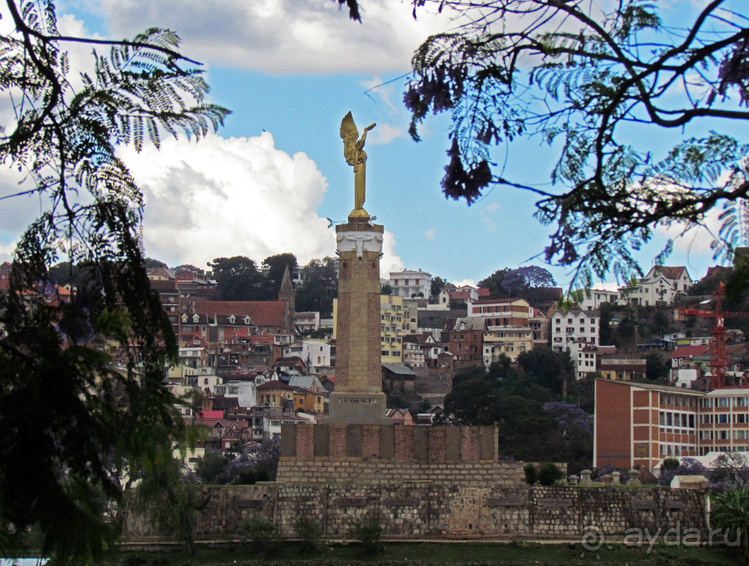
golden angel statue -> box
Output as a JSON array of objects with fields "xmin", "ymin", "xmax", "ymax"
[{"xmin": 340, "ymin": 112, "xmax": 375, "ymax": 215}]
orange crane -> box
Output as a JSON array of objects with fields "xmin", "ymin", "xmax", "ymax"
[{"xmin": 676, "ymin": 283, "xmax": 749, "ymax": 390}]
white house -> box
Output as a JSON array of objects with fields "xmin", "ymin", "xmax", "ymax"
[
  {"xmin": 214, "ymin": 380, "xmax": 257, "ymax": 408},
  {"xmin": 620, "ymin": 266, "xmax": 692, "ymax": 306},
  {"xmin": 578, "ymin": 288, "xmax": 619, "ymax": 311},
  {"xmin": 550, "ymin": 307, "xmax": 600, "ymax": 371},
  {"xmin": 389, "ymin": 269, "xmax": 432, "ymax": 298}
]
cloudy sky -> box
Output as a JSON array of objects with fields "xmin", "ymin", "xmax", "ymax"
[{"xmin": 0, "ymin": 0, "xmax": 730, "ymax": 286}]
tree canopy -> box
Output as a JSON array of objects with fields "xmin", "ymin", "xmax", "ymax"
[
  {"xmin": 262, "ymin": 253, "xmax": 298, "ymax": 296},
  {"xmin": 400, "ymin": 0, "xmax": 749, "ymax": 284},
  {"xmin": 478, "ymin": 268, "xmax": 510, "ymax": 299},
  {"xmin": 501, "ymin": 265, "xmax": 556, "ymax": 295},
  {"xmin": 295, "ymin": 257, "xmax": 338, "ymax": 317},
  {"xmin": 0, "ymin": 0, "xmax": 227, "ymax": 560},
  {"xmin": 441, "ymin": 351, "xmax": 591, "ymax": 468},
  {"xmin": 209, "ymin": 256, "xmax": 273, "ymax": 301}
]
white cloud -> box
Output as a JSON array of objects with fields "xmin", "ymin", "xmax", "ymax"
[
  {"xmin": 452, "ymin": 278, "xmax": 476, "ymax": 287},
  {"xmin": 381, "ymin": 230, "xmax": 404, "ymax": 276},
  {"xmin": 654, "ymin": 200, "xmax": 726, "ymax": 260},
  {"xmin": 117, "ymin": 131, "xmax": 404, "ymax": 273},
  {"xmin": 424, "ymin": 228, "xmax": 436, "ymax": 241},
  {"xmin": 118, "ymin": 132, "xmax": 336, "ymax": 267},
  {"xmin": 97, "ymin": 0, "xmax": 450, "ymax": 74},
  {"xmin": 372, "ymin": 123, "xmax": 406, "ymax": 145},
  {"xmin": 480, "ymin": 211, "xmax": 496, "ymax": 232}
]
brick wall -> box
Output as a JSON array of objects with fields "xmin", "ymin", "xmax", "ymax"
[
  {"xmin": 277, "ymin": 423, "xmax": 513, "ymax": 484},
  {"xmin": 595, "ymin": 379, "xmax": 632, "ymax": 469}
]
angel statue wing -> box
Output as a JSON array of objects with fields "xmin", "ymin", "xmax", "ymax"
[{"xmin": 340, "ymin": 111, "xmax": 359, "ymax": 167}]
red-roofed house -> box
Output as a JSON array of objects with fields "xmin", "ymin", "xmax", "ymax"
[{"xmin": 177, "ymin": 300, "xmax": 293, "ymax": 347}]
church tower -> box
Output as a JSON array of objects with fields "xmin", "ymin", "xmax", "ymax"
[{"xmin": 278, "ymin": 265, "xmax": 296, "ymax": 335}]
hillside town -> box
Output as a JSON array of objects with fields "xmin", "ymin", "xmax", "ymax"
[{"xmin": 5, "ymin": 254, "xmax": 748, "ymax": 479}]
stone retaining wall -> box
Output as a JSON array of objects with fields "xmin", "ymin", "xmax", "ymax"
[{"xmin": 123, "ymin": 484, "xmax": 708, "ymax": 542}]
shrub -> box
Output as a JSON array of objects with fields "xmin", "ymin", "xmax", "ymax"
[
  {"xmin": 239, "ymin": 517, "xmax": 283, "ymax": 556},
  {"xmin": 294, "ymin": 516, "xmax": 324, "ymax": 552},
  {"xmin": 523, "ymin": 463, "xmax": 538, "ymax": 485},
  {"xmin": 538, "ymin": 462, "xmax": 564, "ymax": 486},
  {"xmin": 662, "ymin": 457, "xmax": 680, "ymax": 471},
  {"xmin": 349, "ymin": 514, "xmax": 383, "ymax": 555},
  {"xmin": 711, "ymin": 486, "xmax": 749, "ymax": 563}
]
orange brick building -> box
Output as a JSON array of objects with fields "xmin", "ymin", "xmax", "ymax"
[{"xmin": 595, "ymin": 379, "xmax": 749, "ymax": 471}]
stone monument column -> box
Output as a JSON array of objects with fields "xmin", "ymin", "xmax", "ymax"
[{"xmin": 329, "ymin": 112, "xmax": 389, "ymax": 424}]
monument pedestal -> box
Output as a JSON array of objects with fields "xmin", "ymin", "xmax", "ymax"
[{"xmin": 328, "ymin": 391, "xmax": 389, "ymax": 425}]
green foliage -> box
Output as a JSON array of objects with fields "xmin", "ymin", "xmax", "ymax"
[
  {"xmin": 566, "ymin": 377, "xmax": 595, "ymax": 414},
  {"xmin": 295, "ymin": 257, "xmax": 338, "ymax": 317},
  {"xmin": 209, "ymin": 256, "xmax": 272, "ymax": 301},
  {"xmin": 477, "ymin": 268, "xmax": 510, "ymax": 299},
  {"xmin": 537, "ymin": 463, "xmax": 564, "ymax": 486},
  {"xmin": 710, "ymin": 486, "xmax": 749, "ymax": 563},
  {"xmin": 430, "ymin": 275, "xmax": 447, "ymax": 297},
  {"xmin": 262, "ymin": 253, "xmax": 297, "ymax": 296},
  {"xmin": 645, "ymin": 351, "xmax": 669, "ymax": 382},
  {"xmin": 381, "ymin": 283, "xmax": 393, "ymax": 295},
  {"xmin": 294, "ymin": 516, "xmax": 325, "ymax": 552},
  {"xmin": 662, "ymin": 458, "xmax": 680, "ymax": 471},
  {"xmin": 405, "ymin": 0, "xmax": 749, "ymax": 285},
  {"xmin": 144, "ymin": 257, "xmax": 169, "ymax": 270},
  {"xmin": 517, "ymin": 348, "xmax": 572, "ymax": 395},
  {"xmin": 443, "ymin": 378, "xmax": 500, "ymax": 424},
  {"xmin": 239, "ymin": 517, "xmax": 283, "ymax": 556},
  {"xmin": 132, "ymin": 455, "xmax": 211, "ymax": 556},
  {"xmin": 501, "ymin": 266, "xmax": 556, "ymax": 298},
  {"xmin": 0, "ymin": 2, "xmax": 227, "ymax": 561},
  {"xmin": 443, "ymin": 356, "xmax": 592, "ymax": 466},
  {"xmin": 349, "ymin": 514, "xmax": 383, "ymax": 555},
  {"xmin": 523, "ymin": 463, "xmax": 538, "ymax": 486},
  {"xmin": 195, "ymin": 451, "xmax": 229, "ymax": 484}
]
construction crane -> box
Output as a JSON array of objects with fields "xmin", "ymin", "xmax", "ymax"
[{"xmin": 676, "ymin": 283, "xmax": 749, "ymax": 390}]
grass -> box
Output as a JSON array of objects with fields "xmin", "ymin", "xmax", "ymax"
[{"xmin": 104, "ymin": 541, "xmax": 739, "ymax": 566}]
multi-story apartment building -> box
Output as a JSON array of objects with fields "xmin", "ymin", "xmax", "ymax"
[
  {"xmin": 380, "ymin": 294, "xmax": 405, "ymax": 363},
  {"xmin": 529, "ymin": 309, "xmax": 550, "ymax": 349},
  {"xmin": 595, "ymin": 379, "xmax": 749, "ymax": 471},
  {"xmin": 550, "ymin": 307, "xmax": 600, "ymax": 353},
  {"xmin": 442, "ymin": 317, "xmax": 485, "ymax": 371},
  {"xmin": 467, "ymin": 297, "xmax": 534, "ymax": 364},
  {"xmin": 389, "ymin": 269, "xmax": 431, "ymax": 298},
  {"xmin": 402, "ymin": 299, "xmax": 420, "ymax": 334},
  {"xmin": 402, "ymin": 333, "xmax": 446, "ymax": 371},
  {"xmin": 332, "ymin": 294, "xmax": 408, "ymax": 364},
  {"xmin": 402, "ymin": 336, "xmax": 426, "ymax": 369},
  {"xmin": 282, "ymin": 340, "xmax": 332, "ymax": 372}
]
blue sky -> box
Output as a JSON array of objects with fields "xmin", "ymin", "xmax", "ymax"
[{"xmin": 0, "ymin": 0, "xmax": 730, "ymax": 288}]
